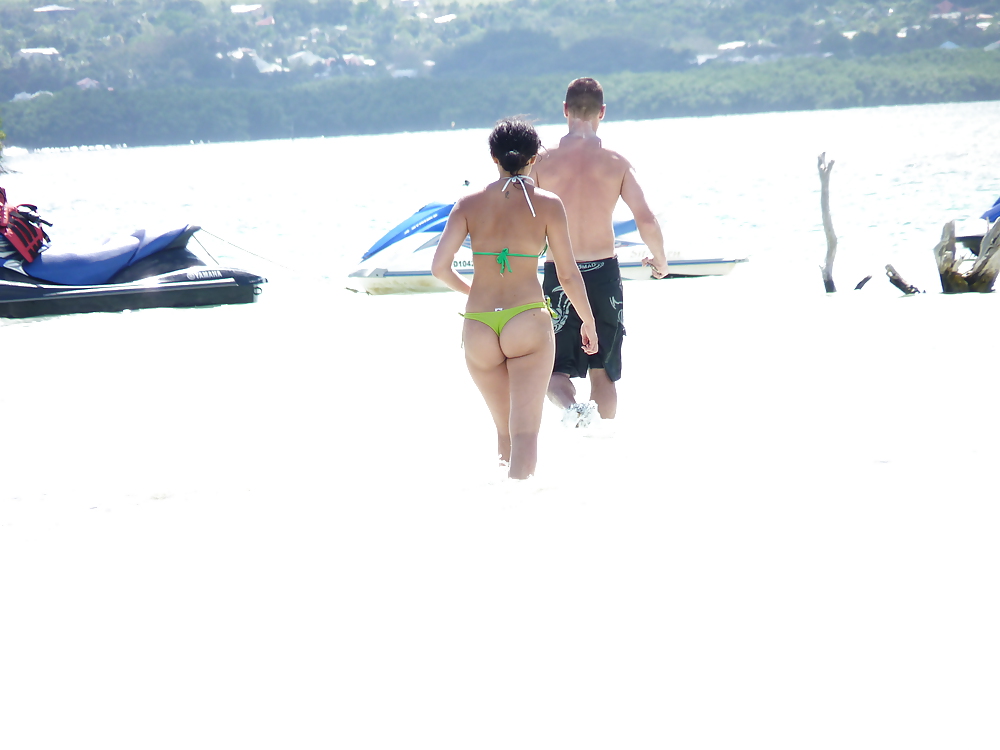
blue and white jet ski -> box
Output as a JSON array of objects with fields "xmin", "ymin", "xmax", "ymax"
[
  {"xmin": 0, "ymin": 225, "xmax": 266, "ymax": 318},
  {"xmin": 347, "ymin": 202, "xmax": 748, "ymax": 295}
]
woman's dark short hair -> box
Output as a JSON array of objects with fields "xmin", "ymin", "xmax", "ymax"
[
  {"xmin": 489, "ymin": 117, "xmax": 541, "ymax": 175},
  {"xmin": 565, "ymin": 77, "xmax": 604, "ymax": 118}
]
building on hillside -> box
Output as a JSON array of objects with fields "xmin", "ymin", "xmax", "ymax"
[
  {"xmin": 18, "ymin": 48, "xmax": 60, "ymax": 57},
  {"xmin": 287, "ymin": 50, "xmax": 325, "ymax": 69}
]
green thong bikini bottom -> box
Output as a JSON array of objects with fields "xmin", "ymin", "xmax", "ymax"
[{"xmin": 460, "ymin": 298, "xmax": 557, "ymax": 336}]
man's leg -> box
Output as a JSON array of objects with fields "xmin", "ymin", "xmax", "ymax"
[
  {"xmin": 546, "ymin": 372, "xmax": 577, "ymax": 410},
  {"xmin": 542, "ymin": 262, "xmax": 583, "ymax": 415},
  {"xmin": 588, "ymin": 368, "xmax": 617, "ymax": 419}
]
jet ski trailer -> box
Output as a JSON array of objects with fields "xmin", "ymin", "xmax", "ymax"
[
  {"xmin": 0, "ymin": 225, "xmax": 266, "ymax": 319},
  {"xmin": 347, "ymin": 202, "xmax": 748, "ymax": 295}
]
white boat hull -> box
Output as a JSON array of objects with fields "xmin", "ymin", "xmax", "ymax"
[{"xmin": 348, "ymin": 232, "xmax": 747, "ymax": 295}]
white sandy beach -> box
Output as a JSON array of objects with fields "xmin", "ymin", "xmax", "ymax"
[{"xmin": 3, "ymin": 275, "xmax": 998, "ymax": 749}]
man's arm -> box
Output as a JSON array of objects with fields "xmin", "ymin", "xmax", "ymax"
[{"xmin": 620, "ymin": 165, "xmax": 668, "ymax": 279}]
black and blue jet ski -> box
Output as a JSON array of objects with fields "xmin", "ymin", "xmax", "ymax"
[{"xmin": 0, "ymin": 225, "xmax": 266, "ymax": 318}]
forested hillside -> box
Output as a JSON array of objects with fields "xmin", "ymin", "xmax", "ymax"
[
  {"xmin": 4, "ymin": 0, "xmax": 1000, "ymax": 96},
  {"xmin": 4, "ymin": 49, "xmax": 999, "ymax": 149},
  {"xmin": 2, "ymin": 0, "xmax": 1000, "ymax": 151}
]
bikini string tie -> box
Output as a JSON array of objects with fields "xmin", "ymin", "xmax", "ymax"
[
  {"xmin": 502, "ymin": 175, "xmax": 536, "ymax": 218},
  {"xmin": 496, "ymin": 247, "xmax": 511, "ymax": 275}
]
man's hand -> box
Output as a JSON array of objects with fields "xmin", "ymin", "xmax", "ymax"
[{"xmin": 642, "ymin": 255, "xmax": 669, "ymax": 279}]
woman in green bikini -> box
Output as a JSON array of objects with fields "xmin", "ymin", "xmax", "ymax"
[{"xmin": 432, "ymin": 118, "xmax": 597, "ymax": 480}]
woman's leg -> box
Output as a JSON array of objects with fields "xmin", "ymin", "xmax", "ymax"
[
  {"xmin": 500, "ymin": 310, "xmax": 556, "ymax": 479},
  {"xmin": 464, "ymin": 320, "xmax": 513, "ymax": 464}
]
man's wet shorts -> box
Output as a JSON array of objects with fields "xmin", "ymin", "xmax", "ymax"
[{"xmin": 542, "ymin": 257, "xmax": 625, "ymax": 382}]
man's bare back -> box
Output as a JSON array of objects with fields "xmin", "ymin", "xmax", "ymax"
[
  {"xmin": 531, "ymin": 135, "xmax": 631, "ymax": 262},
  {"xmin": 530, "ymin": 120, "xmax": 667, "ymax": 272}
]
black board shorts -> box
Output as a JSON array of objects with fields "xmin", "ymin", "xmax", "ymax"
[{"xmin": 542, "ymin": 258, "xmax": 625, "ymax": 382}]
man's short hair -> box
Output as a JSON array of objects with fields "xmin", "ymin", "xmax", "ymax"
[{"xmin": 565, "ymin": 77, "xmax": 604, "ymax": 118}]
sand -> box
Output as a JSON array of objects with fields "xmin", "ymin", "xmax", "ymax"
[{"xmin": 2, "ymin": 273, "xmax": 997, "ymax": 749}]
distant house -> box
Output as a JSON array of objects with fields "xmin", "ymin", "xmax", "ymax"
[
  {"xmin": 33, "ymin": 4, "xmax": 75, "ymax": 11},
  {"xmin": 18, "ymin": 48, "xmax": 60, "ymax": 57},
  {"xmin": 226, "ymin": 47, "xmax": 286, "ymax": 73},
  {"xmin": 342, "ymin": 53, "xmax": 376, "ymax": 67},
  {"xmin": 76, "ymin": 77, "xmax": 100, "ymax": 89},
  {"xmin": 287, "ymin": 50, "xmax": 324, "ymax": 68},
  {"xmin": 940, "ymin": 40, "xmax": 960, "ymax": 49}
]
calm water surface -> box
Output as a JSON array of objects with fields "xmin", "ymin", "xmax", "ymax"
[
  {"xmin": 4, "ymin": 99, "xmax": 999, "ymax": 291},
  {"xmin": 2, "ymin": 100, "xmax": 999, "ymax": 500}
]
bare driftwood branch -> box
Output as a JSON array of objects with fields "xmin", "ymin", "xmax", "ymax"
[
  {"xmin": 934, "ymin": 219, "xmax": 1000, "ymax": 293},
  {"xmin": 854, "ymin": 275, "xmax": 873, "ymax": 290},
  {"xmin": 885, "ymin": 264, "xmax": 923, "ymax": 295},
  {"xmin": 818, "ymin": 153, "xmax": 837, "ymax": 293}
]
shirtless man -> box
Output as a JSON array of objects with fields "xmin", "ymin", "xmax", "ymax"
[{"xmin": 530, "ymin": 77, "xmax": 669, "ymax": 424}]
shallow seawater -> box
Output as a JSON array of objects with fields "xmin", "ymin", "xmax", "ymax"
[{"xmin": 2, "ymin": 102, "xmax": 999, "ymax": 749}]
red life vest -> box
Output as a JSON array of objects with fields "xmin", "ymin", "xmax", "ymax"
[{"xmin": 0, "ymin": 186, "xmax": 51, "ymax": 263}]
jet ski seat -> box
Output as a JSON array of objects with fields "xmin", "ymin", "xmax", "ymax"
[{"xmin": 25, "ymin": 225, "xmax": 199, "ymax": 286}]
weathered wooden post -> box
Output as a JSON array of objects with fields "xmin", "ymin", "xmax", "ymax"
[
  {"xmin": 818, "ymin": 153, "xmax": 837, "ymax": 293},
  {"xmin": 933, "ymin": 221, "xmax": 965, "ymax": 293},
  {"xmin": 967, "ymin": 219, "xmax": 1000, "ymax": 291},
  {"xmin": 934, "ymin": 219, "xmax": 1000, "ymax": 293}
]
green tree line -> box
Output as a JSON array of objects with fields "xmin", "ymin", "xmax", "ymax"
[
  {"xmin": 3, "ymin": 50, "xmax": 1000, "ymax": 149},
  {"xmin": 3, "ymin": 0, "xmax": 1000, "ymax": 103}
]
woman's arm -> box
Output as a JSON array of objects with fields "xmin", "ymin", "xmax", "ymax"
[
  {"xmin": 544, "ymin": 196, "xmax": 599, "ymax": 355},
  {"xmin": 431, "ymin": 201, "xmax": 473, "ymax": 295}
]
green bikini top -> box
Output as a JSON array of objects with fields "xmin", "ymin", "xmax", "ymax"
[
  {"xmin": 474, "ymin": 246, "xmax": 541, "ymax": 274},
  {"xmin": 474, "ymin": 174, "xmax": 541, "ymax": 275}
]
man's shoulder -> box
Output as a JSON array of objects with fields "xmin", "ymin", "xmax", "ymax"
[
  {"xmin": 598, "ymin": 145, "xmax": 633, "ymax": 169},
  {"xmin": 537, "ymin": 140, "xmax": 630, "ymax": 169},
  {"xmin": 534, "ymin": 145, "xmax": 559, "ymax": 164}
]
